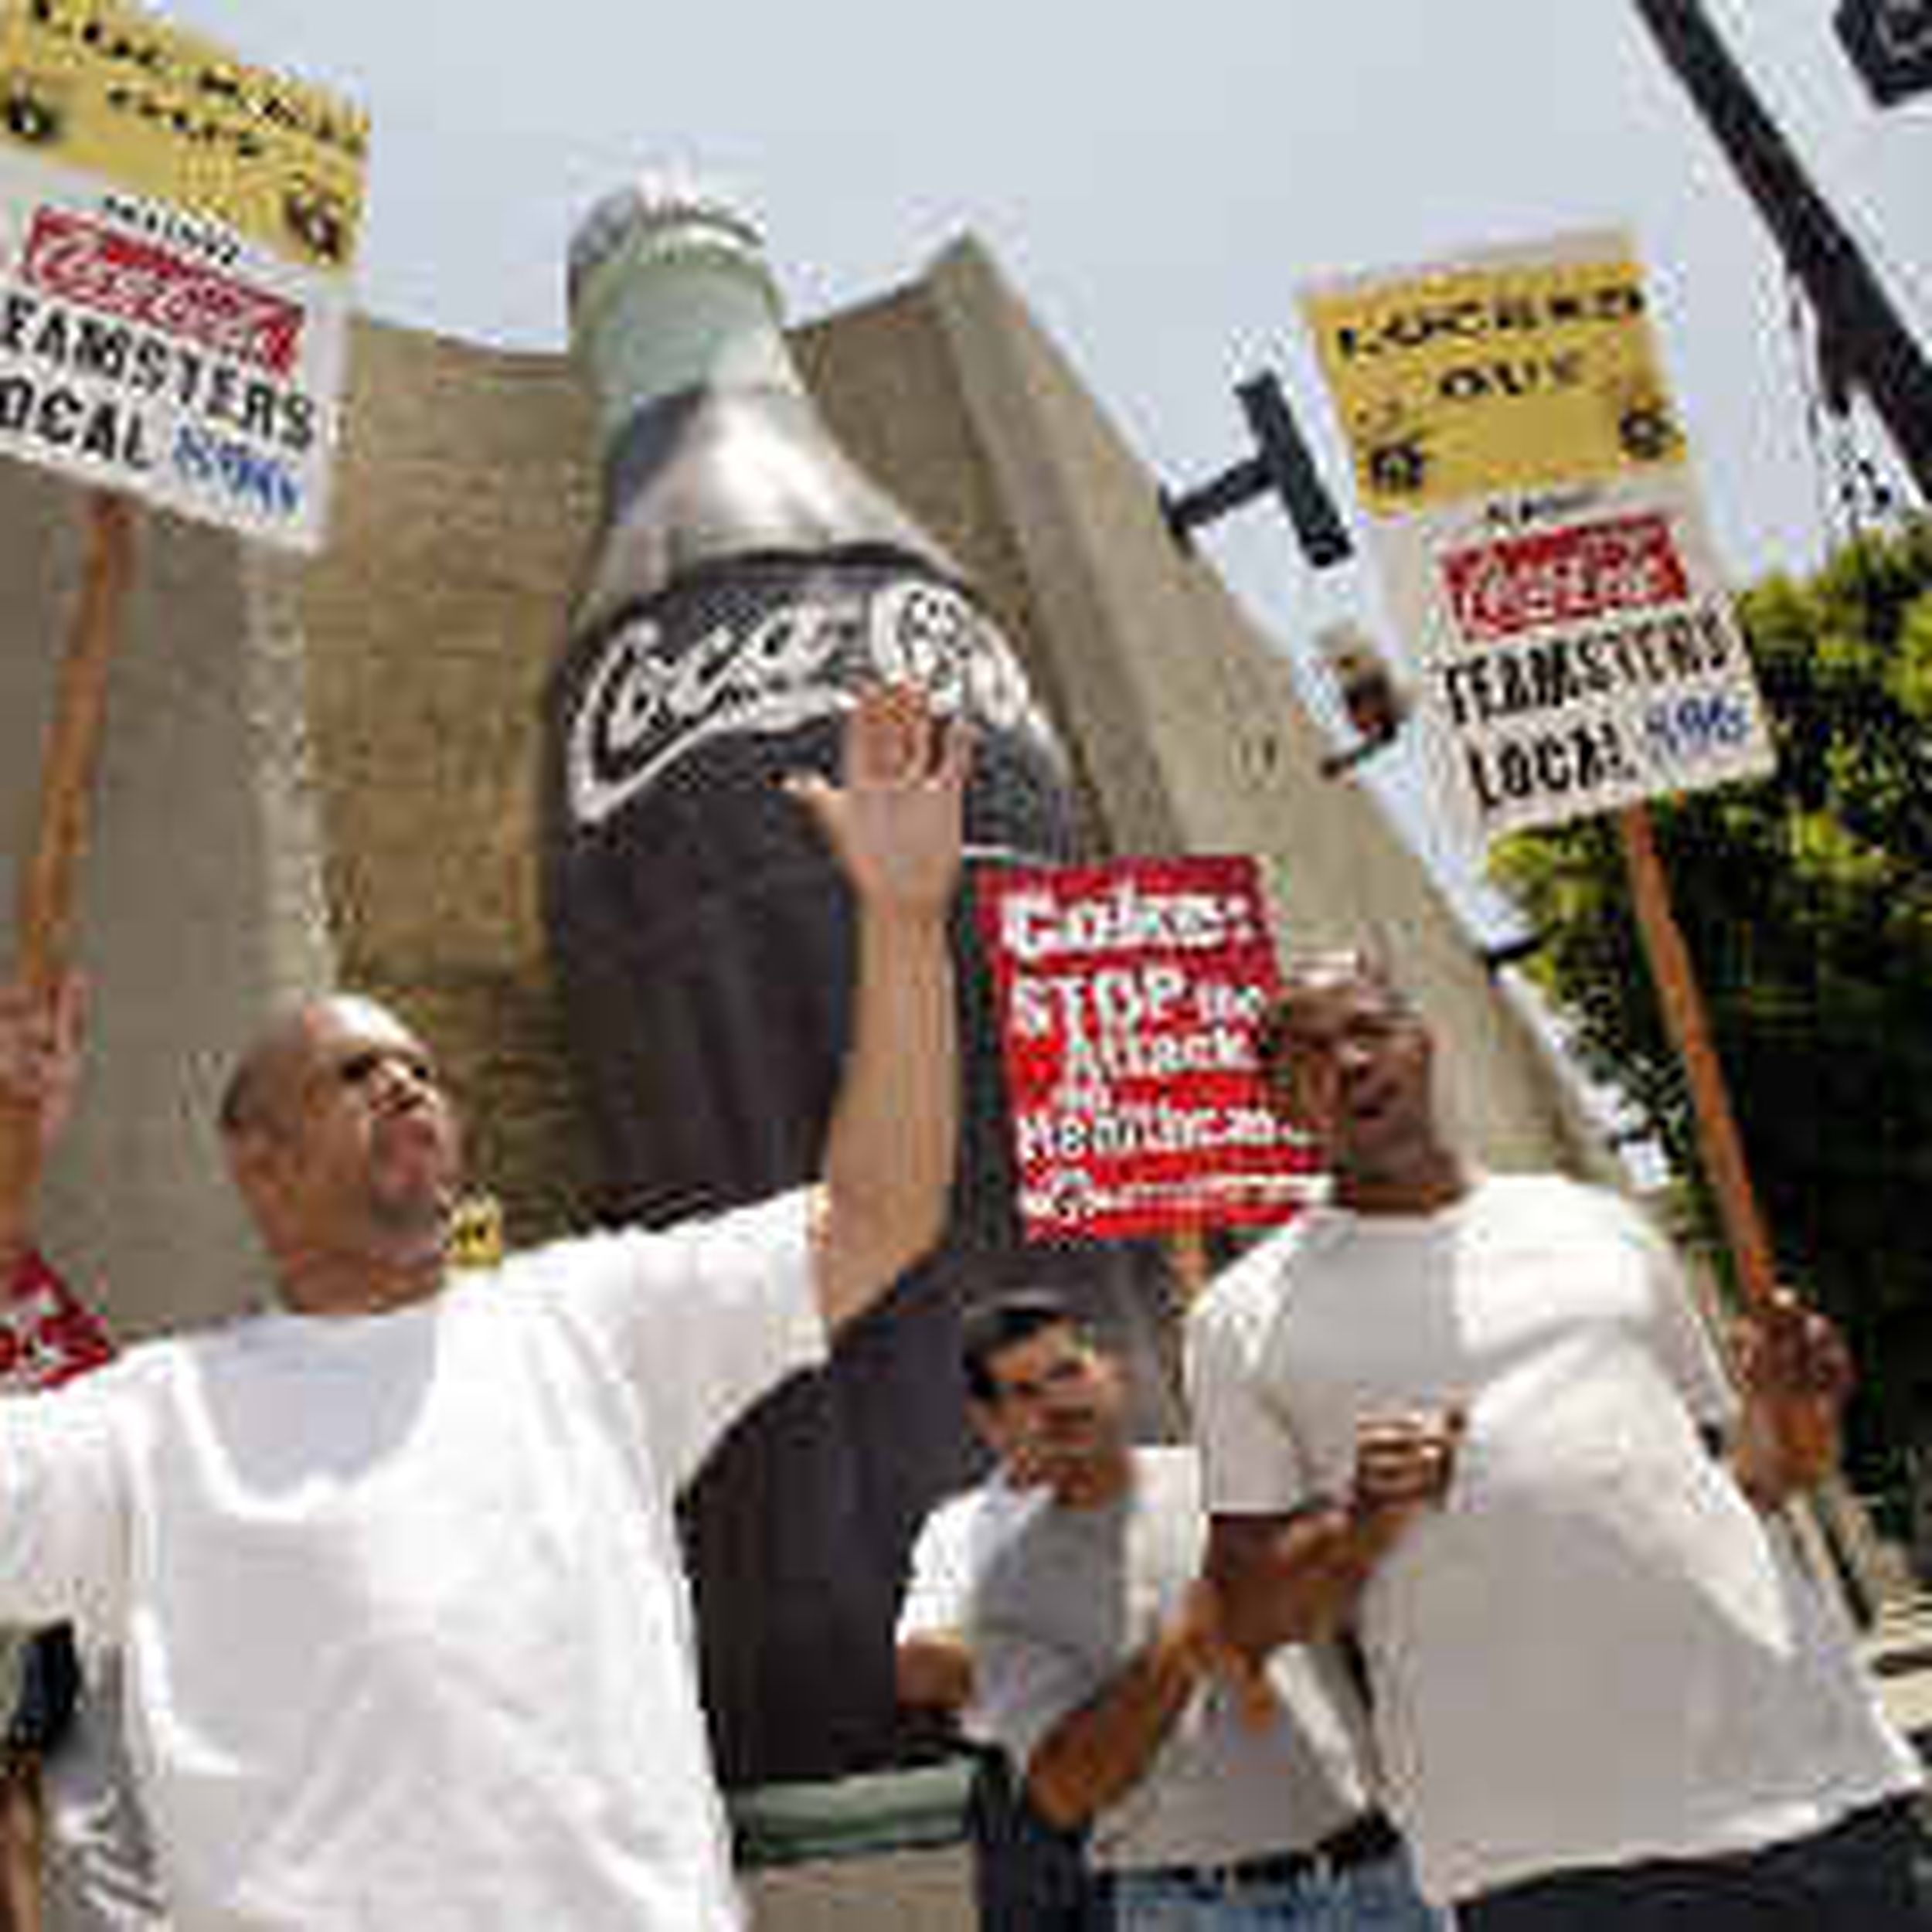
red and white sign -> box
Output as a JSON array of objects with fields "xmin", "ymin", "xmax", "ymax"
[
  {"xmin": 1, "ymin": 1249, "xmax": 114, "ymax": 1392},
  {"xmin": 0, "ymin": 155, "xmax": 350, "ymax": 550},
  {"xmin": 23, "ymin": 206, "xmax": 305, "ymax": 374},
  {"xmin": 1376, "ymin": 473, "xmax": 1776, "ymax": 846},
  {"xmin": 976, "ymin": 855, "xmax": 1316, "ymax": 1243},
  {"xmin": 1441, "ymin": 512, "xmax": 1689, "ymax": 642}
]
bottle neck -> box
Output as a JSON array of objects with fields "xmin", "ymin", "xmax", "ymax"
[
  {"xmin": 563, "ymin": 206, "xmax": 961, "ymax": 630},
  {"xmin": 571, "ymin": 243, "xmax": 808, "ymax": 451}
]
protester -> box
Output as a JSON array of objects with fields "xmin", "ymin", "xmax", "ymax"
[
  {"xmin": 0, "ymin": 682, "xmax": 968, "ymax": 1932},
  {"xmin": 0, "ymin": 975, "xmax": 169, "ymax": 1932},
  {"xmin": 1189, "ymin": 948, "xmax": 1930, "ymax": 1930},
  {"xmin": 966, "ymin": 1291, "xmax": 1437, "ymax": 1931},
  {"xmin": 896, "ymin": 1338, "xmax": 1111, "ymax": 1930}
]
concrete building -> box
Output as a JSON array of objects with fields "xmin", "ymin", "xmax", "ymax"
[{"xmin": 0, "ymin": 228, "xmax": 1607, "ymax": 1923}]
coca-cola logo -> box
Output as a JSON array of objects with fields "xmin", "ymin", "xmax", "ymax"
[
  {"xmin": 568, "ymin": 574, "xmax": 1056, "ymax": 829},
  {"xmin": 22, "ymin": 206, "xmax": 304, "ymax": 374},
  {"xmin": 1443, "ymin": 513, "xmax": 1689, "ymax": 642}
]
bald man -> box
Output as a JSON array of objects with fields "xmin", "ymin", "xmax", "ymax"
[{"xmin": 0, "ymin": 685, "xmax": 968, "ymax": 1932}]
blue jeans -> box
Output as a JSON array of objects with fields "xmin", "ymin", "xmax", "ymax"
[{"xmin": 1114, "ymin": 1845, "xmax": 1442, "ymax": 1930}]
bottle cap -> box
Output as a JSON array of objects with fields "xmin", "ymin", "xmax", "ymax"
[
  {"xmin": 566, "ymin": 172, "xmax": 777, "ymax": 320},
  {"xmin": 563, "ymin": 167, "xmax": 811, "ymax": 469}
]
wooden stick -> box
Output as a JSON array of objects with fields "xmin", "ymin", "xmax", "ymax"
[
  {"xmin": 1615, "ymin": 811, "xmax": 1887, "ymax": 1600},
  {"xmin": 1617, "ymin": 804, "xmax": 1776, "ymax": 1307},
  {"xmin": 0, "ymin": 491, "xmax": 138, "ymax": 1230}
]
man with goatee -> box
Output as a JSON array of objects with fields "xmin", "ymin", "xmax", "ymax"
[{"xmin": 0, "ymin": 685, "xmax": 968, "ymax": 1932}]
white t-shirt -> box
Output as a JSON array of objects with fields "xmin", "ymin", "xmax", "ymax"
[
  {"xmin": 0, "ymin": 1192, "xmax": 822, "ymax": 1932},
  {"xmin": 971, "ymin": 1446, "xmax": 1378, "ymax": 1873},
  {"xmin": 1187, "ymin": 1172, "xmax": 1921, "ymax": 1904},
  {"xmin": 895, "ymin": 1477, "xmax": 1045, "ymax": 1742}
]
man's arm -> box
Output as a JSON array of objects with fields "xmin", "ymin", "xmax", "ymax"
[
  {"xmin": 895, "ymin": 1492, "xmax": 985, "ymax": 1718},
  {"xmin": 1206, "ymin": 1506, "xmax": 1372, "ymax": 1652},
  {"xmin": 1020, "ymin": 1580, "xmax": 1226, "ymax": 1830},
  {"xmin": 1206, "ymin": 1410, "xmax": 1463, "ymax": 1653},
  {"xmin": 787, "ymin": 685, "xmax": 968, "ymax": 1334},
  {"xmin": 0, "ymin": 975, "xmax": 82, "ymax": 1276},
  {"xmin": 0, "ymin": 1753, "xmax": 45, "ymax": 1932}
]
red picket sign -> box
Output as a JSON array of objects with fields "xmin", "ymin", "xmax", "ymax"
[{"xmin": 976, "ymin": 855, "xmax": 1318, "ymax": 1243}]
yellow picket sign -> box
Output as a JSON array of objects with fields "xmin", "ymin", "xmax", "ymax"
[
  {"xmin": 1303, "ymin": 240, "xmax": 1682, "ymax": 515},
  {"xmin": 0, "ymin": 0, "xmax": 367, "ymax": 271}
]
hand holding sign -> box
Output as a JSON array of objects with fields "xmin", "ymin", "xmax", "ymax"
[
  {"xmin": 1730, "ymin": 1287, "xmax": 1854, "ymax": 1503},
  {"xmin": 0, "ymin": 966, "xmax": 113, "ymax": 1386},
  {"xmin": 0, "ymin": 969, "xmax": 83, "ymax": 1158}
]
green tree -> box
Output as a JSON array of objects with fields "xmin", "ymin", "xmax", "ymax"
[{"xmin": 1493, "ymin": 519, "xmax": 1932, "ymax": 1485}]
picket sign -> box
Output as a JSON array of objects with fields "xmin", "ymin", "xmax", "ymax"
[
  {"xmin": 975, "ymin": 854, "xmax": 1319, "ymax": 1244},
  {"xmin": 1301, "ymin": 231, "xmax": 1780, "ymax": 1311}
]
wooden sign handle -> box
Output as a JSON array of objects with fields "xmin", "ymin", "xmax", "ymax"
[
  {"xmin": 0, "ymin": 492, "xmax": 138, "ymax": 1232},
  {"xmin": 1617, "ymin": 803, "xmax": 1777, "ymax": 1308},
  {"xmin": 1619, "ymin": 806, "xmax": 1896, "ymax": 1607}
]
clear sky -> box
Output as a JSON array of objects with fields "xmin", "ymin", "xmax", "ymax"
[{"xmin": 168, "ymin": 0, "xmax": 1930, "ymax": 922}]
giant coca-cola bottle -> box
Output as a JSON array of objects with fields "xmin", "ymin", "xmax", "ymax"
[{"xmin": 543, "ymin": 179, "xmax": 1147, "ymax": 1785}]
